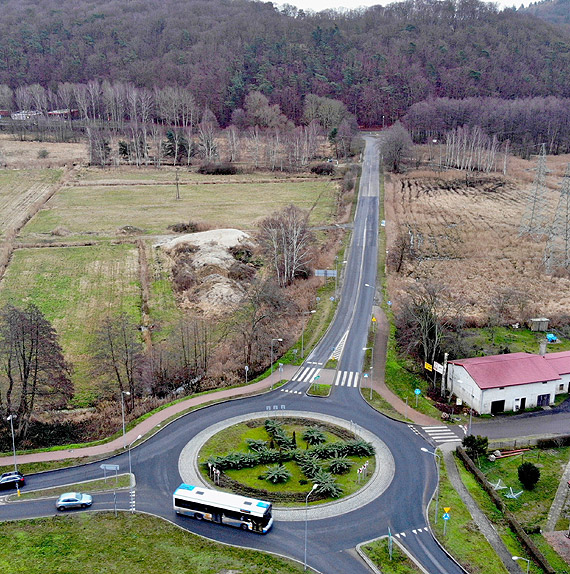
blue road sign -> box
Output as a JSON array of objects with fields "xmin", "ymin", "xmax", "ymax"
[
  {"xmin": 442, "ymin": 513, "xmax": 450, "ymax": 521},
  {"xmin": 414, "ymin": 388, "xmax": 421, "ymax": 395}
]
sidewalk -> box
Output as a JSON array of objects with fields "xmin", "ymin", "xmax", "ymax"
[
  {"xmin": 1, "ymin": 315, "xmax": 441, "ymax": 469},
  {"xmin": 0, "ymin": 365, "xmax": 299, "ymax": 467},
  {"xmin": 370, "ymin": 305, "xmax": 440, "ymax": 426}
]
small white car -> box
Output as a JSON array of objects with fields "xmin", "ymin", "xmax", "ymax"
[{"xmin": 56, "ymin": 492, "xmax": 93, "ymax": 511}]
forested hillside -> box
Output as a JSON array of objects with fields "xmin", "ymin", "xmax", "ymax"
[
  {"xmin": 521, "ymin": 0, "xmax": 570, "ymax": 29},
  {"xmin": 0, "ymin": 0, "xmax": 568, "ymax": 127}
]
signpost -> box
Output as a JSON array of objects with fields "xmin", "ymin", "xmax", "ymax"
[
  {"xmin": 101, "ymin": 464, "xmax": 120, "ymax": 516},
  {"xmin": 414, "ymin": 388, "xmax": 421, "ymax": 407},
  {"xmin": 443, "ymin": 508, "xmax": 451, "ymax": 535}
]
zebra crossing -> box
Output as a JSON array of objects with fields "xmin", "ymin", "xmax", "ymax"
[
  {"xmin": 420, "ymin": 425, "xmax": 462, "ymax": 444},
  {"xmin": 280, "ymin": 388, "xmax": 303, "ymax": 395},
  {"xmin": 291, "ymin": 366, "xmax": 323, "ymax": 383},
  {"xmin": 334, "ymin": 370, "xmax": 360, "ymax": 388},
  {"xmin": 290, "ymin": 366, "xmax": 362, "ymax": 389}
]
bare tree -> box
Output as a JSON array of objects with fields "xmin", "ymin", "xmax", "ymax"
[
  {"xmin": 396, "ymin": 281, "xmax": 459, "ymax": 391},
  {"xmin": 231, "ymin": 279, "xmax": 291, "ymax": 373},
  {"xmin": 0, "ymin": 304, "xmax": 72, "ymax": 439},
  {"xmin": 91, "ymin": 313, "xmax": 144, "ymax": 410},
  {"xmin": 257, "ymin": 204, "xmax": 314, "ymax": 287},
  {"xmin": 382, "ymin": 121, "xmax": 413, "ymax": 173}
]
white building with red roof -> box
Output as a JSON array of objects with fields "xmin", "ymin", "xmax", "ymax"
[{"xmin": 447, "ymin": 351, "xmax": 570, "ymax": 414}]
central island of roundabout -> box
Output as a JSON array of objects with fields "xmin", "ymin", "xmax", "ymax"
[{"xmin": 178, "ymin": 411, "xmax": 395, "ymax": 522}]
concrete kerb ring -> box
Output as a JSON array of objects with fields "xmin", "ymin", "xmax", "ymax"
[{"xmin": 178, "ymin": 410, "xmax": 395, "ymax": 522}]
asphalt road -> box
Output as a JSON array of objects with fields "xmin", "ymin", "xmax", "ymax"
[{"xmin": 1, "ymin": 136, "xmax": 467, "ymax": 574}]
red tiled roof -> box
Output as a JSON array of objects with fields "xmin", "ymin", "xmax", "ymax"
[
  {"xmin": 544, "ymin": 350, "xmax": 570, "ymax": 376},
  {"xmin": 450, "ymin": 352, "xmax": 560, "ymax": 389}
]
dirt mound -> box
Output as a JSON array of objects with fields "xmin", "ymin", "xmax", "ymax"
[{"xmin": 155, "ymin": 229, "xmax": 255, "ymax": 316}]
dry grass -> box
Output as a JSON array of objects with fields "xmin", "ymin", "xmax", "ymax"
[
  {"xmin": 0, "ymin": 134, "xmax": 86, "ymax": 168},
  {"xmin": 385, "ymin": 153, "xmax": 570, "ymax": 320}
]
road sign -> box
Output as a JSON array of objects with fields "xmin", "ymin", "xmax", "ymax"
[
  {"xmin": 434, "ymin": 361, "xmax": 444, "ymax": 374},
  {"xmin": 442, "ymin": 512, "xmax": 450, "ymax": 521},
  {"xmin": 444, "ymin": 507, "xmax": 450, "ymax": 513},
  {"xmin": 372, "ymin": 316, "xmax": 376, "ymax": 322},
  {"xmin": 424, "ymin": 362, "xmax": 433, "ymax": 372},
  {"xmin": 315, "ymin": 269, "xmax": 337, "ymax": 277},
  {"xmin": 414, "ymin": 388, "xmax": 421, "ymax": 395},
  {"xmin": 100, "ymin": 464, "xmax": 120, "ymax": 471}
]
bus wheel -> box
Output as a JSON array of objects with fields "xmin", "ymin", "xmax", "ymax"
[
  {"xmin": 240, "ymin": 523, "xmax": 249, "ymax": 531},
  {"xmin": 194, "ymin": 513, "xmax": 203, "ymax": 520}
]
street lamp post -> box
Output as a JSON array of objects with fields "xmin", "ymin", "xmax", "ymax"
[
  {"xmin": 271, "ymin": 338, "xmax": 282, "ymax": 375},
  {"xmin": 301, "ymin": 311, "xmax": 316, "ymax": 359},
  {"xmin": 304, "ymin": 483, "xmax": 319, "ymax": 571},
  {"xmin": 421, "ymin": 447, "xmax": 441, "ymax": 524},
  {"xmin": 121, "ymin": 391, "xmax": 131, "ymax": 449},
  {"xmin": 512, "ymin": 556, "xmax": 530, "ymax": 574},
  {"xmin": 7, "ymin": 414, "xmax": 17, "ymax": 472}
]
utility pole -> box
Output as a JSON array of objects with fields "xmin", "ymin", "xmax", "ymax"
[
  {"xmin": 544, "ymin": 164, "xmax": 570, "ymax": 273},
  {"xmin": 175, "ymin": 168, "xmax": 180, "ymax": 200},
  {"xmin": 519, "ymin": 144, "xmax": 550, "ymax": 238}
]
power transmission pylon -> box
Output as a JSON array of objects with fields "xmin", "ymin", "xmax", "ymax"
[
  {"xmin": 544, "ymin": 164, "xmax": 570, "ymax": 274},
  {"xmin": 519, "ymin": 144, "xmax": 550, "ymax": 238}
]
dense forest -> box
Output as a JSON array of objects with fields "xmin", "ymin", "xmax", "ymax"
[
  {"xmin": 0, "ymin": 0, "xmax": 568, "ymax": 128},
  {"xmin": 521, "ymin": 0, "xmax": 570, "ymax": 29}
]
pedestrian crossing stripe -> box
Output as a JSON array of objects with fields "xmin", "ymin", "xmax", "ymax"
[
  {"xmin": 291, "ymin": 367, "xmax": 321, "ymax": 383},
  {"xmin": 334, "ymin": 371, "xmax": 360, "ymax": 387},
  {"xmin": 280, "ymin": 389, "xmax": 302, "ymax": 394},
  {"xmin": 421, "ymin": 426, "xmax": 462, "ymax": 443}
]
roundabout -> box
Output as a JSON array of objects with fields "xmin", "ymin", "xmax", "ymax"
[{"xmin": 178, "ymin": 410, "xmax": 396, "ymax": 521}]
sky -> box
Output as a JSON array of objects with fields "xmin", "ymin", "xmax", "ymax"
[{"xmin": 280, "ymin": 0, "xmax": 526, "ymax": 12}]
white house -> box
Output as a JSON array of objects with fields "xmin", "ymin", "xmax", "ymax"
[{"xmin": 447, "ymin": 351, "xmax": 570, "ymax": 414}]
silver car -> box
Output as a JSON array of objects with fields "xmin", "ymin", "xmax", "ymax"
[{"xmin": 56, "ymin": 492, "xmax": 93, "ymax": 511}]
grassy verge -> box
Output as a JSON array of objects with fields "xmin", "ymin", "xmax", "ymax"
[
  {"xmin": 0, "ymin": 513, "xmax": 307, "ymax": 574},
  {"xmin": 431, "ymin": 455, "xmax": 510, "ymax": 574},
  {"xmin": 454, "ymin": 448, "xmax": 570, "ymax": 574},
  {"xmin": 384, "ymin": 323, "xmax": 441, "ymax": 420},
  {"xmin": 361, "ymin": 537, "xmax": 422, "ymax": 573},
  {"xmin": 10, "ymin": 474, "xmax": 132, "ymax": 501},
  {"xmin": 364, "ymin": 390, "xmax": 410, "ymax": 422},
  {"xmin": 307, "ymin": 383, "xmax": 331, "ymax": 397}
]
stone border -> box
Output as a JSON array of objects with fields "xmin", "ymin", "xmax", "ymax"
[{"xmin": 178, "ymin": 410, "xmax": 395, "ymax": 522}]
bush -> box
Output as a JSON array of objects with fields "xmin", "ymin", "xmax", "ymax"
[
  {"xmin": 303, "ymin": 427, "xmax": 326, "ymax": 446},
  {"xmin": 310, "ymin": 163, "xmax": 335, "ymax": 176},
  {"xmin": 462, "ymin": 435, "xmax": 488, "ymax": 459},
  {"xmin": 37, "ymin": 149, "xmax": 49, "ymax": 159},
  {"xmin": 264, "ymin": 465, "xmax": 292, "ymax": 484},
  {"xmin": 518, "ymin": 462, "xmax": 541, "ymax": 490},
  {"xmin": 197, "ymin": 163, "xmax": 238, "ymax": 175},
  {"xmin": 328, "ymin": 456, "xmax": 353, "ymax": 475},
  {"xmin": 312, "ymin": 470, "xmax": 343, "ymax": 498},
  {"xmin": 167, "ymin": 221, "xmax": 199, "ymax": 233}
]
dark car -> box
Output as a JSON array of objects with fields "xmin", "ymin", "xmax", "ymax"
[{"xmin": 0, "ymin": 471, "xmax": 25, "ymax": 490}]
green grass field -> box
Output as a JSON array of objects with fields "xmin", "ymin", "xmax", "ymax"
[
  {"xmin": 21, "ymin": 175, "xmax": 337, "ymax": 240},
  {"xmin": 0, "ymin": 513, "xmax": 306, "ymax": 574},
  {"xmin": 0, "ymin": 244, "xmax": 141, "ymax": 405}
]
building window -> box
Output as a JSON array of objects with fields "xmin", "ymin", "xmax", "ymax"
[
  {"xmin": 560, "ymin": 384, "xmax": 564, "ymax": 391},
  {"xmin": 499, "ymin": 387, "xmax": 504, "ymax": 390}
]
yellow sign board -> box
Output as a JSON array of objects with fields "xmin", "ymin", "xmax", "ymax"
[
  {"xmin": 444, "ymin": 507, "xmax": 450, "ymax": 513},
  {"xmin": 424, "ymin": 362, "xmax": 433, "ymax": 372},
  {"xmin": 372, "ymin": 316, "xmax": 377, "ymax": 322}
]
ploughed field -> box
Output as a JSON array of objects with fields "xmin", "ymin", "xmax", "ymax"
[{"xmin": 385, "ymin": 155, "xmax": 570, "ymax": 320}]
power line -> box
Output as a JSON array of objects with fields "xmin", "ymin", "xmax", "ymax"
[{"xmin": 544, "ymin": 163, "xmax": 570, "ymax": 273}]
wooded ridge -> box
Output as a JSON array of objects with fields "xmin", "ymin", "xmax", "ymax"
[{"xmin": 0, "ymin": 0, "xmax": 568, "ymax": 127}]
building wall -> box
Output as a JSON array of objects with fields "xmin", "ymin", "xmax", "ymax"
[{"xmin": 447, "ymin": 364, "xmax": 560, "ymax": 414}]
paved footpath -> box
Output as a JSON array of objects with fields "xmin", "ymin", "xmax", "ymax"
[
  {"xmin": 1, "ymin": 313, "xmax": 442, "ymax": 469},
  {"xmin": 0, "ymin": 365, "xmax": 300, "ymax": 467}
]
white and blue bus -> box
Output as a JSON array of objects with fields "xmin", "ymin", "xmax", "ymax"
[{"xmin": 173, "ymin": 483, "xmax": 274, "ymax": 534}]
